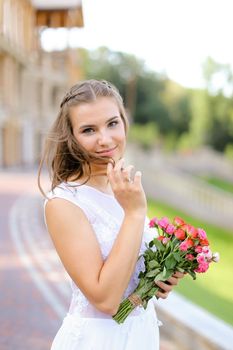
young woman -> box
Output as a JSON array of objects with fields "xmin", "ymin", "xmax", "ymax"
[{"xmin": 38, "ymin": 79, "xmax": 184, "ymax": 350}]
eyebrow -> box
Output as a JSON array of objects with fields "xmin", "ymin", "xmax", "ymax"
[{"xmin": 79, "ymin": 116, "xmax": 120, "ymax": 130}]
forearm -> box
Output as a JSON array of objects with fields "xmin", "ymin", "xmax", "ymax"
[{"xmin": 95, "ymin": 212, "xmax": 145, "ymax": 313}]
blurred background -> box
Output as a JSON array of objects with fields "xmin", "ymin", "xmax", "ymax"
[{"xmin": 0, "ymin": 0, "xmax": 232, "ymax": 349}]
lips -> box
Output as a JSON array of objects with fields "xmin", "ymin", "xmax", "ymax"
[{"xmin": 96, "ymin": 146, "xmax": 117, "ymax": 155}]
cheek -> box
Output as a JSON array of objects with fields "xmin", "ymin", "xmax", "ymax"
[
  {"xmin": 117, "ymin": 128, "xmax": 126, "ymax": 148},
  {"xmin": 115, "ymin": 123, "xmax": 126, "ymax": 142},
  {"xmin": 74, "ymin": 133, "xmax": 96, "ymax": 151}
]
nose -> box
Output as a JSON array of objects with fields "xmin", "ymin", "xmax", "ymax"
[{"xmin": 97, "ymin": 129, "xmax": 112, "ymax": 145}]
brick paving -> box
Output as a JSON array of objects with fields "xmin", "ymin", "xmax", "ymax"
[
  {"xmin": 0, "ymin": 168, "xmax": 176, "ymax": 350},
  {"xmin": 0, "ymin": 170, "xmax": 63, "ymax": 350}
]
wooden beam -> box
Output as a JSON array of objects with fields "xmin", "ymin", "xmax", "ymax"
[{"xmin": 35, "ymin": 8, "xmax": 83, "ymax": 28}]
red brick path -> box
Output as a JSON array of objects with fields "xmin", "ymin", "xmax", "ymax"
[{"xmin": 0, "ymin": 170, "xmax": 64, "ymax": 350}]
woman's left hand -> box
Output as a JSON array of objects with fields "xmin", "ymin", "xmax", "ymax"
[{"xmin": 155, "ymin": 271, "xmax": 185, "ymax": 299}]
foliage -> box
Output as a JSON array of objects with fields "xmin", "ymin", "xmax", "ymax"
[
  {"xmin": 128, "ymin": 122, "xmax": 159, "ymax": 150},
  {"xmin": 225, "ymin": 143, "xmax": 233, "ymax": 163},
  {"xmin": 78, "ymin": 47, "xmax": 233, "ymax": 153}
]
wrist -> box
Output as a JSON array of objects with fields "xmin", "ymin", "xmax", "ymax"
[{"xmin": 124, "ymin": 210, "xmax": 146, "ymax": 221}]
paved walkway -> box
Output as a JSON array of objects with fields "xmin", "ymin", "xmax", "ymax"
[{"xmin": 0, "ymin": 168, "xmax": 176, "ymax": 350}]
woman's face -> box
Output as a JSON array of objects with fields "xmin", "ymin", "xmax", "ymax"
[{"xmin": 70, "ymin": 97, "xmax": 126, "ymax": 164}]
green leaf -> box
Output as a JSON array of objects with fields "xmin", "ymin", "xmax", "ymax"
[
  {"xmin": 137, "ymin": 278, "xmax": 146, "ymax": 289},
  {"xmin": 144, "ymin": 248, "xmax": 155, "ymax": 260},
  {"xmin": 176, "ymin": 267, "xmax": 185, "ymax": 273},
  {"xmin": 163, "ymin": 269, "xmax": 173, "ymax": 280},
  {"xmin": 149, "ymin": 241, "xmax": 154, "ymax": 248},
  {"xmin": 138, "ymin": 283, "xmax": 152, "ymax": 296},
  {"xmin": 154, "ymin": 272, "xmax": 164, "ymax": 282},
  {"xmin": 148, "ymin": 260, "xmax": 160, "ymax": 269},
  {"xmin": 173, "ymin": 252, "xmax": 182, "ymax": 262},
  {"xmin": 152, "ymin": 239, "xmax": 164, "ymax": 251},
  {"xmin": 165, "ymin": 256, "xmax": 177, "ymax": 270},
  {"xmin": 138, "ymin": 271, "xmax": 144, "ymax": 279},
  {"xmin": 187, "ymin": 270, "xmax": 196, "ymax": 280},
  {"xmin": 162, "ymin": 266, "xmax": 167, "ymax": 276},
  {"xmin": 147, "ymin": 287, "xmax": 158, "ymax": 298},
  {"xmin": 145, "ymin": 268, "xmax": 161, "ymax": 278}
]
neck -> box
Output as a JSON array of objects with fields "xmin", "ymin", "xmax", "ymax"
[
  {"xmin": 83, "ymin": 175, "xmax": 113, "ymax": 195},
  {"xmin": 73, "ymin": 164, "xmax": 113, "ymax": 195}
]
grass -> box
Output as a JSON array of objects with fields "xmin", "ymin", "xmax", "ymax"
[
  {"xmin": 147, "ymin": 198, "xmax": 233, "ymax": 325},
  {"xmin": 200, "ymin": 176, "xmax": 233, "ymax": 194}
]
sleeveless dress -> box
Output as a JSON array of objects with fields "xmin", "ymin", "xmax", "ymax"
[{"xmin": 44, "ymin": 182, "xmax": 161, "ymax": 350}]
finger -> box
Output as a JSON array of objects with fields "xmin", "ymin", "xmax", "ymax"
[
  {"xmin": 121, "ymin": 165, "xmax": 134, "ymax": 183},
  {"xmin": 107, "ymin": 162, "xmax": 116, "ymax": 188},
  {"xmin": 112, "ymin": 158, "xmax": 125, "ymax": 183},
  {"xmin": 166, "ymin": 276, "xmax": 178, "ymax": 286},
  {"xmin": 107, "ymin": 162, "xmax": 113, "ymax": 177},
  {"xmin": 156, "ymin": 290, "xmax": 169, "ymax": 299},
  {"xmin": 173, "ymin": 271, "xmax": 185, "ymax": 279},
  {"xmin": 133, "ymin": 170, "xmax": 142, "ymax": 186},
  {"xmin": 114, "ymin": 158, "xmax": 125, "ymax": 171},
  {"xmin": 155, "ymin": 281, "xmax": 173, "ymax": 293}
]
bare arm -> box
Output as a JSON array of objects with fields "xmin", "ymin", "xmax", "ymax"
[{"xmin": 45, "ymin": 159, "xmax": 147, "ymax": 315}]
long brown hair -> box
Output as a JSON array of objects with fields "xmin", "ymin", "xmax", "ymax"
[{"xmin": 38, "ymin": 79, "xmax": 129, "ymax": 197}]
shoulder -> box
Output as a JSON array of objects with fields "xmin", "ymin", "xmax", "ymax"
[
  {"xmin": 45, "ymin": 196, "xmax": 86, "ymax": 225},
  {"xmin": 44, "ymin": 182, "xmax": 96, "ymax": 224},
  {"xmin": 45, "ymin": 196, "xmax": 94, "ymax": 245},
  {"xmin": 45, "ymin": 182, "xmax": 90, "ymax": 205}
]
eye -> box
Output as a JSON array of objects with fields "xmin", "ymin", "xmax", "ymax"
[
  {"xmin": 82, "ymin": 128, "xmax": 95, "ymax": 134},
  {"xmin": 108, "ymin": 120, "xmax": 119, "ymax": 127}
]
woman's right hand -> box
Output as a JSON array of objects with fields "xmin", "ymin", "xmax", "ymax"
[{"xmin": 107, "ymin": 158, "xmax": 147, "ymax": 216}]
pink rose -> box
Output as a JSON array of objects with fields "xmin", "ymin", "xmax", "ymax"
[
  {"xmin": 202, "ymin": 246, "xmax": 212, "ymax": 260},
  {"xmin": 158, "ymin": 217, "xmax": 169, "ymax": 229},
  {"xmin": 185, "ymin": 254, "xmax": 194, "ymax": 261},
  {"xmin": 197, "ymin": 228, "xmax": 207, "ymax": 240},
  {"xmin": 195, "ymin": 245, "xmax": 203, "ymax": 253},
  {"xmin": 149, "ymin": 217, "xmax": 159, "ymax": 228},
  {"xmin": 195, "ymin": 261, "xmax": 209, "ymax": 273},
  {"xmin": 202, "ymin": 246, "xmax": 209, "ymax": 254},
  {"xmin": 165, "ymin": 224, "xmax": 176, "ymax": 235},
  {"xmin": 197, "ymin": 253, "xmax": 206, "ymax": 264},
  {"xmin": 179, "ymin": 241, "xmax": 189, "ymax": 251}
]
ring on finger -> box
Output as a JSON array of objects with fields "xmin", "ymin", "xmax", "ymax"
[{"xmin": 124, "ymin": 176, "xmax": 132, "ymax": 183}]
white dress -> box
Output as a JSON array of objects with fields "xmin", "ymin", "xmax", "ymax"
[{"xmin": 44, "ymin": 182, "xmax": 161, "ymax": 350}]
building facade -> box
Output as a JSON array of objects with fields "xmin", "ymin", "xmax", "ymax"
[{"xmin": 0, "ymin": 0, "xmax": 83, "ymax": 167}]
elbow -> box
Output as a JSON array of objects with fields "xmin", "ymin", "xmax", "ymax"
[
  {"xmin": 100, "ymin": 305, "xmax": 119, "ymax": 316},
  {"xmin": 103, "ymin": 307, "xmax": 118, "ymax": 316},
  {"xmin": 94, "ymin": 300, "xmax": 119, "ymax": 316},
  {"xmin": 87, "ymin": 286, "xmax": 120, "ymax": 316}
]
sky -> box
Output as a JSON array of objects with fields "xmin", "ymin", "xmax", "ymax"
[{"xmin": 41, "ymin": 0, "xmax": 233, "ymax": 89}]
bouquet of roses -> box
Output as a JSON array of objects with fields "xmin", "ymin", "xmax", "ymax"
[{"xmin": 113, "ymin": 216, "xmax": 219, "ymax": 324}]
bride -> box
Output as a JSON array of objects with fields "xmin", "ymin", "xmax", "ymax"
[{"xmin": 38, "ymin": 79, "xmax": 184, "ymax": 349}]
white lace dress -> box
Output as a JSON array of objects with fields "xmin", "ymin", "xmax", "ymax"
[{"xmin": 44, "ymin": 182, "xmax": 161, "ymax": 350}]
